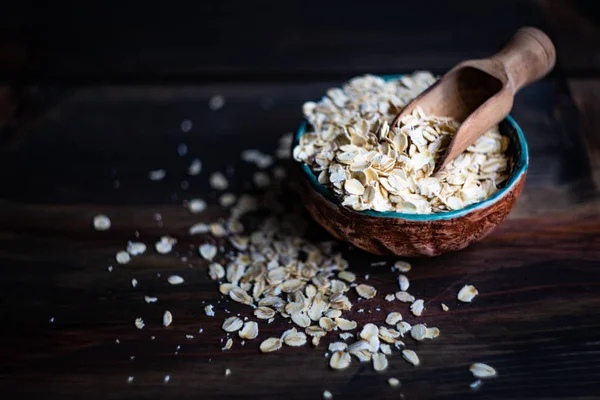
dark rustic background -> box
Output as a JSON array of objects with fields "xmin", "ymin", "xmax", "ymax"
[{"xmin": 1, "ymin": 1, "xmax": 600, "ymax": 399}]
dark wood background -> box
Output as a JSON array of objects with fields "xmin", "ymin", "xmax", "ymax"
[{"xmin": 1, "ymin": 1, "xmax": 600, "ymax": 399}]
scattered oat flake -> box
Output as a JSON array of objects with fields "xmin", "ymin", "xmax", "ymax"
[
  {"xmin": 205, "ymin": 305, "xmax": 215, "ymax": 317},
  {"xmin": 187, "ymin": 199, "xmax": 207, "ymax": 213},
  {"xmin": 210, "ymin": 172, "xmax": 229, "ymax": 190},
  {"xmin": 163, "ymin": 311, "xmax": 173, "ymax": 327},
  {"xmin": 470, "ymin": 380, "xmax": 483, "ymax": 390},
  {"xmin": 148, "ymin": 169, "xmax": 166, "ymax": 181},
  {"xmin": 222, "ymin": 338, "xmax": 233, "ymax": 351},
  {"xmin": 131, "ymin": 278, "xmax": 138, "ymax": 288},
  {"xmin": 410, "ymin": 299, "xmax": 425, "ymax": 316},
  {"xmin": 134, "ymin": 318, "xmax": 144, "ymax": 329},
  {"xmin": 385, "ymin": 312, "xmax": 403, "ymax": 325},
  {"xmin": 199, "ymin": 243, "xmax": 217, "ymax": 261},
  {"xmin": 168, "ymin": 275, "xmax": 184, "ymax": 285},
  {"xmin": 93, "ymin": 215, "xmax": 111, "ymax": 231},
  {"xmin": 425, "ymin": 327, "xmax": 440, "ymax": 339},
  {"xmin": 385, "ymin": 294, "xmax": 395, "ymax": 302},
  {"xmin": 396, "ymin": 292, "xmax": 416, "ymax": 303},
  {"xmin": 188, "ymin": 158, "xmax": 202, "ymax": 176},
  {"xmin": 410, "ymin": 324, "xmax": 427, "ymax": 341},
  {"xmin": 394, "ymin": 261, "xmax": 412, "ymax": 273},
  {"xmin": 189, "ymin": 223, "xmax": 209, "ymax": 235},
  {"xmin": 323, "ymin": 390, "xmax": 333, "ymax": 400},
  {"xmin": 329, "ymin": 351, "xmax": 351, "ymax": 370},
  {"xmin": 441, "ymin": 303, "xmax": 449, "ymax": 311},
  {"xmin": 356, "ymin": 284, "xmax": 376, "ymax": 299},
  {"xmin": 127, "ymin": 241, "xmax": 146, "ymax": 256},
  {"xmin": 239, "ymin": 321, "xmax": 258, "ymax": 340},
  {"xmin": 164, "ymin": 375, "xmax": 171, "ymax": 383},
  {"xmin": 209, "ymin": 95, "xmax": 225, "ymax": 111},
  {"xmin": 260, "ymin": 337, "xmax": 282, "ymax": 353},
  {"xmin": 335, "ymin": 317, "xmax": 357, "ymax": 331},
  {"xmin": 373, "ymin": 353, "xmax": 388, "ymax": 371},
  {"xmin": 219, "ymin": 193, "xmax": 237, "ymax": 207},
  {"xmin": 458, "ymin": 285, "xmax": 479, "ymax": 302},
  {"xmin": 398, "ymin": 274, "xmax": 410, "ymax": 291},
  {"xmin": 340, "ymin": 333, "xmax": 353, "ymax": 340},
  {"xmin": 116, "ymin": 251, "xmax": 131, "ymax": 264},
  {"xmin": 402, "ymin": 349, "xmax": 420, "ymax": 366},
  {"xmin": 127, "ymin": 376, "xmax": 134, "ymax": 383},
  {"xmin": 222, "ymin": 316, "xmax": 243, "ymax": 332},
  {"xmin": 225, "ymin": 368, "xmax": 232, "ymax": 377},
  {"xmin": 470, "ymin": 363, "xmax": 497, "ymax": 378},
  {"xmin": 181, "ymin": 118, "xmax": 193, "ymax": 132},
  {"xmin": 155, "ymin": 236, "xmax": 177, "ymax": 254},
  {"xmin": 388, "ymin": 377, "xmax": 400, "ymax": 387},
  {"xmin": 283, "ymin": 331, "xmax": 307, "ymax": 347}
]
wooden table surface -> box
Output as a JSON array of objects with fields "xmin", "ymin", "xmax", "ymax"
[{"xmin": 1, "ymin": 1, "xmax": 600, "ymax": 399}]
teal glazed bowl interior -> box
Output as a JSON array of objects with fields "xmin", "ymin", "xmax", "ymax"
[{"xmin": 293, "ymin": 74, "xmax": 529, "ymax": 256}]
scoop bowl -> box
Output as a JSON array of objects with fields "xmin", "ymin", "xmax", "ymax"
[{"xmin": 292, "ymin": 78, "xmax": 528, "ymax": 257}]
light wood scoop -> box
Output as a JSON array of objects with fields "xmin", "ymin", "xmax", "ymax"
[{"xmin": 390, "ymin": 27, "xmax": 556, "ymax": 172}]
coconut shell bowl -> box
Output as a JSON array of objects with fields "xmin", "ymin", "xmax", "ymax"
[{"xmin": 292, "ymin": 77, "xmax": 529, "ymax": 257}]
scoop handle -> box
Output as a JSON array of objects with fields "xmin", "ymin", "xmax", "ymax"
[{"xmin": 490, "ymin": 27, "xmax": 556, "ymax": 94}]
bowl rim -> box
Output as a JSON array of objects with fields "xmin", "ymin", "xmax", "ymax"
[{"xmin": 294, "ymin": 74, "xmax": 529, "ymax": 221}]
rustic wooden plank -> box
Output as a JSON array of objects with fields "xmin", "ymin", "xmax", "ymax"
[{"xmin": 0, "ymin": 73, "xmax": 599, "ymax": 399}]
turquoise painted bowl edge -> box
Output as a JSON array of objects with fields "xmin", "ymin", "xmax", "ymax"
[{"xmin": 294, "ymin": 74, "xmax": 529, "ymax": 221}]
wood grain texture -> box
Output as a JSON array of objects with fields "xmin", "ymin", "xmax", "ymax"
[
  {"xmin": 0, "ymin": 74, "xmax": 599, "ymax": 399},
  {"xmin": 1, "ymin": 1, "xmax": 600, "ymax": 398}
]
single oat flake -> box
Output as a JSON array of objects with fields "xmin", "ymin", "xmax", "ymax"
[
  {"xmin": 373, "ymin": 353, "xmax": 388, "ymax": 371},
  {"xmin": 167, "ymin": 275, "xmax": 184, "ymax": 285},
  {"xmin": 204, "ymin": 304, "xmax": 215, "ymax": 317},
  {"xmin": 470, "ymin": 363, "xmax": 497, "ymax": 378},
  {"xmin": 127, "ymin": 241, "xmax": 146, "ymax": 256},
  {"xmin": 93, "ymin": 215, "xmax": 111, "ymax": 231},
  {"xmin": 356, "ymin": 284, "xmax": 377, "ymax": 299},
  {"xmin": 385, "ymin": 312, "xmax": 403, "ymax": 325},
  {"xmin": 458, "ymin": 285, "xmax": 479, "ymax": 302},
  {"xmin": 388, "ymin": 377, "xmax": 400, "ymax": 387},
  {"xmin": 239, "ymin": 321, "xmax": 259, "ymax": 340},
  {"xmin": 209, "ymin": 172, "xmax": 229, "ymax": 190},
  {"xmin": 394, "ymin": 261, "xmax": 412, "ymax": 273},
  {"xmin": 410, "ymin": 324, "xmax": 427, "ymax": 341},
  {"xmin": 402, "ymin": 349, "xmax": 420, "ymax": 366},
  {"xmin": 163, "ymin": 311, "xmax": 173, "ymax": 327},
  {"xmin": 116, "ymin": 251, "xmax": 131, "ymax": 264},
  {"xmin": 187, "ymin": 199, "xmax": 207, "ymax": 214},
  {"xmin": 329, "ymin": 351, "xmax": 351, "ymax": 370},
  {"xmin": 148, "ymin": 169, "xmax": 166, "ymax": 181},
  {"xmin": 199, "ymin": 243, "xmax": 218, "ymax": 261},
  {"xmin": 398, "ymin": 274, "xmax": 410, "ymax": 291},
  {"xmin": 222, "ymin": 316, "xmax": 243, "ymax": 332},
  {"xmin": 441, "ymin": 303, "xmax": 449, "ymax": 312},
  {"xmin": 410, "ymin": 299, "xmax": 425, "ymax": 316},
  {"xmin": 260, "ymin": 337, "xmax": 283, "ymax": 353},
  {"xmin": 323, "ymin": 390, "xmax": 333, "ymax": 400},
  {"xmin": 222, "ymin": 338, "xmax": 233, "ymax": 351}
]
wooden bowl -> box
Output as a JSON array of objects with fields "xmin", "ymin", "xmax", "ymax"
[{"xmin": 293, "ymin": 98, "xmax": 528, "ymax": 257}]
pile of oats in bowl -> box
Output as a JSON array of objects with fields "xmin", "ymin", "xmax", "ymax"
[{"xmin": 293, "ymin": 72, "xmax": 512, "ymax": 213}]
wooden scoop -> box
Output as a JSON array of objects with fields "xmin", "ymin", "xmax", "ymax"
[{"xmin": 390, "ymin": 27, "xmax": 556, "ymax": 172}]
